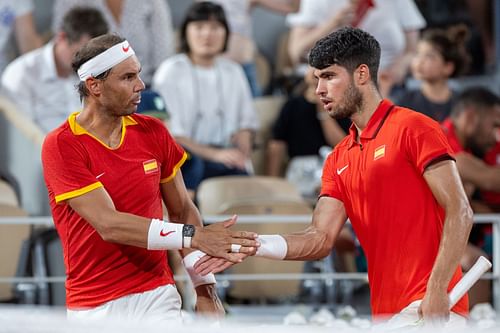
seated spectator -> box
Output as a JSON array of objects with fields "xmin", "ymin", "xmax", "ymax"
[
  {"xmin": 51, "ymin": 0, "xmax": 174, "ymax": 86},
  {"xmin": 266, "ymin": 66, "xmax": 349, "ymax": 181},
  {"xmin": 152, "ymin": 1, "xmax": 258, "ymax": 199},
  {"xmin": 397, "ymin": 25, "xmax": 470, "ymax": 122},
  {"xmin": 441, "ymin": 87, "xmax": 500, "ymax": 306},
  {"xmin": 0, "ymin": 0, "xmax": 42, "ymax": 73},
  {"xmin": 286, "ymin": 0, "xmax": 426, "ymax": 97},
  {"xmin": 206, "ymin": 0, "xmax": 300, "ymax": 96},
  {"xmin": 1, "ymin": 7, "xmax": 108, "ymax": 133}
]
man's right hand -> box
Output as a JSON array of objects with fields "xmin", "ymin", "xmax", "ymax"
[{"xmin": 191, "ymin": 215, "xmax": 259, "ymax": 263}]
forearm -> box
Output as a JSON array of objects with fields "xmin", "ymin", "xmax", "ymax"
[
  {"xmin": 232, "ymin": 129, "xmax": 254, "ymax": 157},
  {"xmin": 283, "ymin": 226, "xmax": 333, "ymax": 260},
  {"xmin": 427, "ymin": 209, "xmax": 473, "ymax": 292},
  {"xmin": 175, "ymin": 136, "xmax": 219, "ymax": 161}
]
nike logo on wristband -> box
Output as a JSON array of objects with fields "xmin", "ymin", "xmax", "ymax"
[
  {"xmin": 160, "ymin": 230, "xmax": 175, "ymax": 237},
  {"xmin": 122, "ymin": 45, "xmax": 130, "ymax": 52}
]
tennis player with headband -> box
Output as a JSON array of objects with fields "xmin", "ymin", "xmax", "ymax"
[{"xmin": 41, "ymin": 33, "xmax": 258, "ymax": 322}]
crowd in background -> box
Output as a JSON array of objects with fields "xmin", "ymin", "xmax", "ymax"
[{"xmin": 0, "ymin": 0, "xmax": 499, "ymax": 309}]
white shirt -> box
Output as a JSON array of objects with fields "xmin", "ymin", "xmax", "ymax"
[
  {"xmin": 287, "ymin": 0, "xmax": 426, "ymax": 70},
  {"xmin": 1, "ymin": 41, "xmax": 81, "ymax": 132},
  {"xmin": 51, "ymin": 0, "xmax": 174, "ymax": 85},
  {"xmin": 152, "ymin": 54, "xmax": 259, "ymax": 147},
  {"xmin": 0, "ymin": 0, "xmax": 33, "ymax": 73}
]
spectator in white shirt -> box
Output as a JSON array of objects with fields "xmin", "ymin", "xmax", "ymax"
[
  {"xmin": 153, "ymin": 1, "xmax": 258, "ymax": 199},
  {"xmin": 286, "ymin": 0, "xmax": 426, "ymax": 97},
  {"xmin": 1, "ymin": 7, "xmax": 108, "ymax": 132}
]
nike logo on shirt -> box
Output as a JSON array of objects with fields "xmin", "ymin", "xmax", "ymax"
[{"xmin": 337, "ymin": 165, "xmax": 349, "ymax": 175}]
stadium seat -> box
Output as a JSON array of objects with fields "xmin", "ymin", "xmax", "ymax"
[{"xmin": 197, "ymin": 176, "xmax": 312, "ymax": 303}]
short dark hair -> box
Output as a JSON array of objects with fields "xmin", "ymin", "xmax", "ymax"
[
  {"xmin": 421, "ymin": 24, "xmax": 470, "ymax": 78},
  {"xmin": 179, "ymin": 1, "xmax": 230, "ymax": 54},
  {"xmin": 71, "ymin": 34, "xmax": 126, "ymax": 99},
  {"xmin": 60, "ymin": 7, "xmax": 109, "ymax": 43},
  {"xmin": 308, "ymin": 27, "xmax": 381, "ymax": 85},
  {"xmin": 452, "ymin": 87, "xmax": 500, "ymax": 117}
]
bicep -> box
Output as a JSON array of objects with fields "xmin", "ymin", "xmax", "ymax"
[
  {"xmin": 67, "ymin": 187, "xmax": 116, "ymax": 231},
  {"xmin": 423, "ymin": 160, "xmax": 469, "ymax": 212}
]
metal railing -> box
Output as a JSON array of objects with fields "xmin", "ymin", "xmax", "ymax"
[{"xmin": 0, "ymin": 214, "xmax": 498, "ymax": 312}]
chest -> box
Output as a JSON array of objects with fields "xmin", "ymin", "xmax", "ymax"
[{"xmin": 336, "ymin": 132, "xmax": 413, "ymax": 195}]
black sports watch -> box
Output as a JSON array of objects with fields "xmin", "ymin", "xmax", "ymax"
[{"xmin": 182, "ymin": 224, "xmax": 195, "ymax": 248}]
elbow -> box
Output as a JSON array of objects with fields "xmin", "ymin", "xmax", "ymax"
[{"xmin": 460, "ymin": 201, "xmax": 474, "ymax": 233}]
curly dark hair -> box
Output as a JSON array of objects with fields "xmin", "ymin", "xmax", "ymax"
[{"xmin": 308, "ymin": 27, "xmax": 381, "ymax": 85}]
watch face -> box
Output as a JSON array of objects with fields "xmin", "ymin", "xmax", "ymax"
[{"xmin": 183, "ymin": 224, "xmax": 195, "ymax": 237}]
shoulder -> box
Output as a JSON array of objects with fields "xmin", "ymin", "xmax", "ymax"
[
  {"xmin": 154, "ymin": 54, "xmax": 189, "ymax": 79},
  {"xmin": 42, "ymin": 122, "xmax": 76, "ymax": 155},
  {"xmin": 2, "ymin": 47, "xmax": 42, "ymax": 78},
  {"xmin": 390, "ymin": 105, "xmax": 442, "ymax": 135}
]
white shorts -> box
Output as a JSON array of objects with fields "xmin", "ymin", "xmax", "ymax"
[
  {"xmin": 67, "ymin": 284, "xmax": 182, "ymax": 324},
  {"xmin": 381, "ymin": 300, "xmax": 467, "ymax": 330}
]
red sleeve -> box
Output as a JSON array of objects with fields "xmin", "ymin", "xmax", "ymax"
[
  {"xmin": 319, "ymin": 152, "xmax": 344, "ymax": 202},
  {"xmin": 42, "ymin": 131, "xmax": 102, "ymax": 203},
  {"xmin": 405, "ymin": 115, "xmax": 454, "ymax": 173}
]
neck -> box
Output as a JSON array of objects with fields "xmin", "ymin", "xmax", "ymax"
[
  {"xmin": 453, "ymin": 117, "xmax": 468, "ymax": 149},
  {"xmin": 351, "ymin": 88, "xmax": 383, "ymax": 138},
  {"xmin": 189, "ymin": 53, "xmax": 216, "ymax": 67},
  {"xmin": 76, "ymin": 102, "xmax": 124, "ymax": 148},
  {"xmin": 421, "ymin": 80, "xmax": 451, "ymax": 103},
  {"xmin": 53, "ymin": 43, "xmax": 71, "ymax": 78}
]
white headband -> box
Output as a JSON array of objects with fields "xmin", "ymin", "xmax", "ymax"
[{"xmin": 77, "ymin": 41, "xmax": 135, "ymax": 81}]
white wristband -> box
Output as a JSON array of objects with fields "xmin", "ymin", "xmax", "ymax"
[
  {"xmin": 182, "ymin": 250, "xmax": 217, "ymax": 287},
  {"xmin": 255, "ymin": 235, "xmax": 288, "ymax": 259},
  {"xmin": 147, "ymin": 219, "xmax": 184, "ymax": 250}
]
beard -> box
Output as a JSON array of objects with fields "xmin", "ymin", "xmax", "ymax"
[{"xmin": 328, "ymin": 82, "xmax": 363, "ymax": 120}]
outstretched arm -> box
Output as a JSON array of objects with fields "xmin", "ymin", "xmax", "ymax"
[
  {"xmin": 419, "ymin": 160, "xmax": 473, "ymax": 322},
  {"xmin": 195, "ymin": 196, "xmax": 347, "ymax": 275}
]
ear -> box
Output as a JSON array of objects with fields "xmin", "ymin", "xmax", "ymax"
[
  {"xmin": 354, "ymin": 64, "xmax": 371, "ymax": 86},
  {"xmin": 86, "ymin": 77, "xmax": 102, "ymax": 97}
]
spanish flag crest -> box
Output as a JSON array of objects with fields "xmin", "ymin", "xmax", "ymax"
[
  {"xmin": 143, "ymin": 159, "xmax": 158, "ymax": 174},
  {"xmin": 374, "ymin": 145, "xmax": 386, "ymax": 160}
]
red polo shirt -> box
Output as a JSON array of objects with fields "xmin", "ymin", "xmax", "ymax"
[
  {"xmin": 42, "ymin": 113, "xmax": 187, "ymax": 308},
  {"xmin": 320, "ymin": 100, "xmax": 467, "ymax": 316}
]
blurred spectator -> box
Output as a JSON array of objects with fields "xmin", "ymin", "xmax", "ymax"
[
  {"xmin": 135, "ymin": 89, "xmax": 169, "ymax": 123},
  {"xmin": 152, "ymin": 2, "xmax": 258, "ymax": 198},
  {"xmin": 0, "ymin": 0, "xmax": 42, "ymax": 73},
  {"xmin": 1, "ymin": 7, "xmax": 108, "ymax": 132},
  {"xmin": 286, "ymin": 0, "xmax": 426, "ymax": 97},
  {"xmin": 397, "ymin": 25, "xmax": 470, "ymax": 122},
  {"xmin": 206, "ymin": 0, "xmax": 300, "ymax": 96},
  {"xmin": 267, "ymin": 67, "xmax": 348, "ymax": 179},
  {"xmin": 441, "ymin": 87, "xmax": 500, "ymax": 306},
  {"xmin": 51, "ymin": 0, "xmax": 174, "ymax": 86},
  {"xmin": 415, "ymin": 0, "xmax": 494, "ymax": 74}
]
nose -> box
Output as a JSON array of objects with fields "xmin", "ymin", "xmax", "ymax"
[
  {"xmin": 315, "ymin": 78, "xmax": 326, "ymax": 97},
  {"xmin": 135, "ymin": 76, "xmax": 145, "ymax": 92}
]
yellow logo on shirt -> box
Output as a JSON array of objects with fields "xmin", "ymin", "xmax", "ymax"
[
  {"xmin": 374, "ymin": 145, "xmax": 386, "ymax": 160},
  {"xmin": 143, "ymin": 159, "xmax": 158, "ymax": 174}
]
